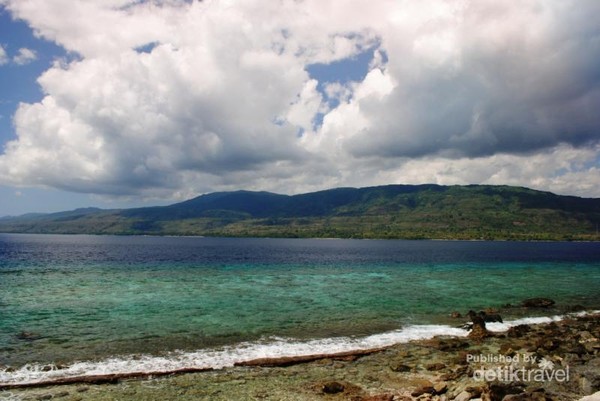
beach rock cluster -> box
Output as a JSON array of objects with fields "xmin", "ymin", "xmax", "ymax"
[
  {"xmin": 521, "ymin": 298, "xmax": 556, "ymax": 308},
  {"xmin": 298, "ymin": 312, "xmax": 599, "ymax": 401},
  {"xmin": 442, "ymin": 314, "xmax": 600, "ymax": 401}
]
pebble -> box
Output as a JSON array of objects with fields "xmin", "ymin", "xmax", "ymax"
[
  {"xmin": 321, "ymin": 381, "xmax": 345, "ymax": 394},
  {"xmin": 411, "ymin": 385, "xmax": 435, "ymax": 397},
  {"xmin": 433, "ymin": 382, "xmax": 447, "ymax": 394},
  {"xmin": 453, "ymin": 390, "xmax": 472, "ymax": 401}
]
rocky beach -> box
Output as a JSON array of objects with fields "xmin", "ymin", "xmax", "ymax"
[{"xmin": 2, "ymin": 308, "xmax": 599, "ymax": 401}]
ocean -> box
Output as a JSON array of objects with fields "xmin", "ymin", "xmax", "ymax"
[{"xmin": 1, "ymin": 234, "xmax": 599, "ymax": 385}]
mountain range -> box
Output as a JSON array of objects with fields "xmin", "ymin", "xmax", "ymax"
[{"xmin": 1, "ymin": 184, "xmax": 599, "ymax": 240}]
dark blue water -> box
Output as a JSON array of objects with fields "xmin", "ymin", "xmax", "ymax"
[{"xmin": 0, "ymin": 234, "xmax": 599, "ymax": 383}]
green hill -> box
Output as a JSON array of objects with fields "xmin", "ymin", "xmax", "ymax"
[{"xmin": 1, "ymin": 185, "xmax": 599, "ymax": 240}]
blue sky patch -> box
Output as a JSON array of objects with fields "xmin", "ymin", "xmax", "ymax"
[
  {"xmin": 134, "ymin": 41, "xmax": 161, "ymax": 54},
  {"xmin": 0, "ymin": 9, "xmax": 67, "ymax": 145},
  {"xmin": 305, "ymin": 46, "xmax": 382, "ymax": 129},
  {"xmin": 306, "ymin": 47, "xmax": 376, "ymax": 94}
]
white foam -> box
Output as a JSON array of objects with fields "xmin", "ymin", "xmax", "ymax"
[
  {"xmin": 0, "ymin": 325, "xmax": 467, "ymax": 386},
  {"xmin": 485, "ymin": 315, "xmax": 563, "ymax": 332},
  {"xmin": 1, "ymin": 310, "xmax": 597, "ymax": 386},
  {"xmin": 485, "ymin": 309, "xmax": 600, "ymax": 332}
]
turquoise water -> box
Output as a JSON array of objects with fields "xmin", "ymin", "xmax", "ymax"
[{"xmin": 0, "ymin": 234, "xmax": 599, "ymax": 382}]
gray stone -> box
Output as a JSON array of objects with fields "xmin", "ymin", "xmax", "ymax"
[{"xmin": 454, "ymin": 390, "xmax": 472, "ymax": 401}]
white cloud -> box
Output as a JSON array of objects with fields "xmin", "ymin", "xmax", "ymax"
[
  {"xmin": 381, "ymin": 144, "xmax": 600, "ymax": 198},
  {"xmin": 330, "ymin": 1, "xmax": 600, "ymax": 160},
  {"xmin": 0, "ymin": 45, "xmax": 37, "ymax": 66},
  {"xmin": 0, "ymin": 44, "xmax": 8, "ymax": 65},
  {"xmin": 0, "ymin": 0, "xmax": 599, "ymax": 200},
  {"xmin": 13, "ymin": 47, "xmax": 37, "ymax": 65}
]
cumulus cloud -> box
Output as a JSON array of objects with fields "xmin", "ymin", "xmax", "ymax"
[
  {"xmin": 0, "ymin": 0, "xmax": 599, "ymax": 199},
  {"xmin": 13, "ymin": 47, "xmax": 37, "ymax": 65},
  {"xmin": 0, "ymin": 45, "xmax": 8, "ymax": 65},
  {"xmin": 0, "ymin": 45, "xmax": 37, "ymax": 66},
  {"xmin": 317, "ymin": 1, "xmax": 600, "ymax": 160}
]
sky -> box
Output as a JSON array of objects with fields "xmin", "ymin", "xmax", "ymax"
[{"xmin": 0, "ymin": 0, "xmax": 599, "ymax": 216}]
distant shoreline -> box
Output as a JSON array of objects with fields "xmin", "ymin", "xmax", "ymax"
[
  {"xmin": 2, "ymin": 184, "xmax": 599, "ymax": 241},
  {"xmin": 1, "ymin": 232, "xmax": 599, "ymax": 242}
]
